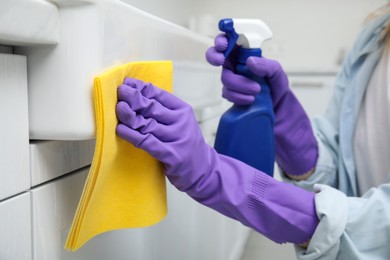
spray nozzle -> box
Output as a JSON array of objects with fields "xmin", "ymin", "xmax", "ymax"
[{"xmin": 219, "ymin": 18, "xmax": 273, "ymax": 58}]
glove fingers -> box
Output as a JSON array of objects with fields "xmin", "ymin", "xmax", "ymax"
[
  {"xmin": 123, "ymin": 78, "xmax": 186, "ymax": 110},
  {"xmin": 116, "ymin": 124, "xmax": 165, "ymax": 160},
  {"xmin": 246, "ymin": 57, "xmax": 290, "ymax": 100},
  {"xmin": 205, "ymin": 34, "xmax": 228, "ymax": 66},
  {"xmin": 221, "ymin": 68, "xmax": 260, "ymax": 95},
  {"xmin": 116, "ymin": 101, "xmax": 174, "ymax": 142},
  {"xmin": 222, "ymin": 87, "xmax": 255, "ymax": 105},
  {"xmin": 116, "ymin": 123, "xmax": 149, "ymax": 148},
  {"xmin": 118, "ymin": 83, "xmax": 176, "ymax": 124},
  {"xmin": 205, "ymin": 46, "xmax": 225, "ymax": 66},
  {"xmin": 214, "ymin": 33, "xmax": 228, "ymax": 51}
]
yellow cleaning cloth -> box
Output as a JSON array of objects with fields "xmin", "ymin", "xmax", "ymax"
[{"xmin": 65, "ymin": 61, "xmax": 172, "ymax": 251}]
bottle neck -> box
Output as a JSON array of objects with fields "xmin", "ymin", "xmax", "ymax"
[
  {"xmin": 237, "ymin": 48, "xmax": 262, "ymax": 64},
  {"xmin": 235, "ymin": 47, "xmax": 269, "ymax": 94}
]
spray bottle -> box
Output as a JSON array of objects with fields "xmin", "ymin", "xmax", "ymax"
[{"xmin": 214, "ymin": 18, "xmax": 275, "ymax": 176}]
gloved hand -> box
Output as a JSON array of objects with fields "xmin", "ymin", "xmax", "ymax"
[
  {"xmin": 206, "ymin": 34, "xmax": 318, "ymax": 176},
  {"xmin": 116, "ymin": 78, "xmax": 318, "ymax": 244}
]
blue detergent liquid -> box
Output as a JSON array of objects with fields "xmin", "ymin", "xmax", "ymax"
[{"xmin": 214, "ymin": 48, "xmax": 275, "ymax": 176}]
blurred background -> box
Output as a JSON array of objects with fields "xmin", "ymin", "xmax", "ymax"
[
  {"xmin": 123, "ymin": 0, "xmax": 386, "ymax": 70},
  {"xmin": 0, "ymin": 1, "xmax": 387, "ymax": 259}
]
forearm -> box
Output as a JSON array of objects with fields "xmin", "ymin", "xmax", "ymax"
[
  {"xmin": 176, "ymin": 149, "xmax": 319, "ymax": 244},
  {"xmin": 274, "ymin": 91, "xmax": 318, "ymax": 176}
]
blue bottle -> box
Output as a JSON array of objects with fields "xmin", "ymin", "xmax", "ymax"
[{"xmin": 214, "ymin": 18, "xmax": 275, "ymax": 176}]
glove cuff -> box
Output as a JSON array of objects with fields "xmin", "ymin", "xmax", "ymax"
[{"xmin": 248, "ymin": 171, "xmax": 318, "ymax": 244}]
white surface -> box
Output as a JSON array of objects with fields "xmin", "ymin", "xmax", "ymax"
[
  {"xmin": 225, "ymin": 218, "xmax": 251, "ymax": 260},
  {"xmin": 0, "ymin": 0, "xmax": 58, "ymax": 45},
  {"xmin": 0, "ymin": 54, "xmax": 30, "ymax": 200},
  {"xmin": 0, "ymin": 192, "xmax": 32, "ymax": 260},
  {"xmin": 119, "ymin": 0, "xmax": 196, "ymax": 26},
  {"xmin": 30, "ymin": 140, "xmax": 95, "ymax": 186},
  {"xmin": 197, "ymin": 102, "xmax": 227, "ymax": 145},
  {"xmin": 195, "ymin": 205, "xmax": 250, "ymax": 260},
  {"xmin": 240, "ymin": 230, "xmax": 296, "ymax": 260},
  {"xmin": 174, "ymin": 62, "xmax": 221, "ymax": 109},
  {"xmin": 15, "ymin": 0, "xmax": 214, "ymax": 140},
  {"xmin": 31, "ymin": 167, "xmax": 88, "ymax": 260}
]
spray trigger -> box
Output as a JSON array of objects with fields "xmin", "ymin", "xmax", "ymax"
[
  {"xmin": 218, "ymin": 18, "xmax": 239, "ymax": 58},
  {"xmin": 218, "ymin": 18, "xmax": 273, "ymax": 59}
]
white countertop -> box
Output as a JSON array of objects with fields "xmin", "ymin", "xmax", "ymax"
[{"xmin": 0, "ymin": 0, "xmax": 59, "ymax": 46}]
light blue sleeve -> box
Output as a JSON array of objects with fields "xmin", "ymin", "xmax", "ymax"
[
  {"xmin": 295, "ymin": 183, "xmax": 390, "ymax": 259},
  {"xmin": 279, "ymin": 14, "xmax": 390, "ymax": 258}
]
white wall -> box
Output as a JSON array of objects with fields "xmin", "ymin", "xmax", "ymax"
[
  {"xmin": 121, "ymin": 0, "xmax": 388, "ymax": 70},
  {"xmin": 194, "ymin": 0, "xmax": 388, "ymax": 69},
  {"xmin": 119, "ymin": 0, "xmax": 195, "ymax": 25}
]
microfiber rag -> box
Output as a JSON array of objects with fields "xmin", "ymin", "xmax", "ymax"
[{"xmin": 65, "ymin": 61, "xmax": 172, "ymax": 251}]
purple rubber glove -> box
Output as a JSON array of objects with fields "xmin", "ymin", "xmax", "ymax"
[
  {"xmin": 116, "ymin": 78, "xmax": 318, "ymax": 244},
  {"xmin": 206, "ymin": 34, "xmax": 318, "ymax": 176}
]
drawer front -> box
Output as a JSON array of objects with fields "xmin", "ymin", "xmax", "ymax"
[
  {"xmin": 31, "ymin": 167, "xmax": 88, "ymax": 260},
  {"xmin": 0, "ymin": 193, "xmax": 32, "ymax": 260},
  {"xmin": 0, "ymin": 53, "xmax": 30, "ymax": 200},
  {"xmin": 30, "ymin": 140, "xmax": 95, "ymax": 186}
]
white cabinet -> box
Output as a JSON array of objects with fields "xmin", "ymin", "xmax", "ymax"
[
  {"xmin": 0, "ymin": 192, "xmax": 32, "ymax": 260},
  {"xmin": 0, "ymin": 53, "xmax": 30, "ymax": 200},
  {"xmin": 0, "ymin": 0, "xmax": 58, "ymax": 45},
  {"xmin": 30, "ymin": 140, "xmax": 95, "ymax": 186},
  {"xmin": 31, "ymin": 167, "xmax": 88, "ymax": 260},
  {"xmin": 15, "ymin": 1, "xmax": 213, "ymax": 140},
  {"xmin": 174, "ymin": 62, "xmax": 221, "ymax": 109}
]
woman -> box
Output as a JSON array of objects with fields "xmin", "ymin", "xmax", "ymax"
[{"xmin": 116, "ymin": 4, "xmax": 390, "ymax": 259}]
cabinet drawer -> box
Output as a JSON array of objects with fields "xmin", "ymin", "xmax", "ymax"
[
  {"xmin": 31, "ymin": 167, "xmax": 88, "ymax": 260},
  {"xmin": 30, "ymin": 140, "xmax": 95, "ymax": 186},
  {"xmin": 0, "ymin": 54, "xmax": 29, "ymax": 200},
  {"xmin": 0, "ymin": 193, "xmax": 32, "ymax": 260}
]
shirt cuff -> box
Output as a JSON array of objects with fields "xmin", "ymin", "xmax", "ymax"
[{"xmin": 295, "ymin": 184, "xmax": 348, "ymax": 259}]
